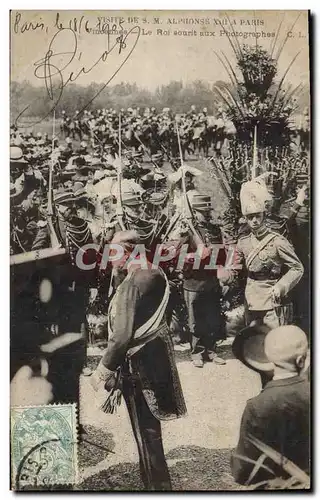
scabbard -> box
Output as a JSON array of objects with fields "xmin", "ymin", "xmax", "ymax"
[{"xmin": 123, "ymin": 374, "xmax": 154, "ymax": 489}]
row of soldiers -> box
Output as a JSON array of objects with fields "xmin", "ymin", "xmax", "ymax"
[
  {"xmin": 10, "ymin": 131, "xmax": 310, "ymax": 489},
  {"xmin": 58, "ymin": 104, "xmax": 226, "ymax": 139},
  {"xmin": 10, "ymin": 131, "xmax": 310, "ymax": 363},
  {"xmin": 11, "ymin": 105, "xmax": 236, "ymax": 162}
]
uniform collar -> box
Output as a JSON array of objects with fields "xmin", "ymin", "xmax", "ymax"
[{"xmin": 251, "ymin": 224, "xmax": 270, "ymax": 240}]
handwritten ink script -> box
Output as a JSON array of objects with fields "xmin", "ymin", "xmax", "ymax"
[{"xmin": 13, "ymin": 19, "xmax": 141, "ymax": 127}]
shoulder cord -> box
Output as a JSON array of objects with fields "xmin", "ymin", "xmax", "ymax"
[{"xmin": 12, "ymin": 227, "xmax": 26, "ymax": 253}]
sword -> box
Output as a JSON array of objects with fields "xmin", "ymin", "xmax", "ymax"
[{"xmin": 47, "ymin": 111, "xmax": 61, "ymax": 248}]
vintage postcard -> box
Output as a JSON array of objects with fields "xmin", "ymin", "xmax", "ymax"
[{"xmin": 10, "ymin": 10, "xmax": 310, "ymax": 491}]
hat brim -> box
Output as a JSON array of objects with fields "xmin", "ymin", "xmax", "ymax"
[
  {"xmin": 123, "ymin": 200, "xmax": 143, "ymax": 207},
  {"xmin": 55, "ymin": 198, "xmax": 74, "ymax": 205},
  {"xmin": 10, "ymin": 159, "xmax": 29, "ymax": 166},
  {"xmin": 61, "ymin": 171, "xmax": 77, "ymax": 177},
  {"xmin": 193, "ymin": 205, "xmax": 212, "ymax": 211},
  {"xmin": 232, "ymin": 325, "xmax": 274, "ymax": 373}
]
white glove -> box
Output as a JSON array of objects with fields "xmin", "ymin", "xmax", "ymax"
[{"xmin": 90, "ymin": 361, "xmax": 116, "ymax": 393}]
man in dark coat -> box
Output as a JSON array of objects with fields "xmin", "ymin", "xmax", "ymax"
[
  {"xmin": 90, "ymin": 230, "xmax": 187, "ymax": 491},
  {"xmin": 231, "ymin": 325, "xmax": 310, "ymax": 486}
]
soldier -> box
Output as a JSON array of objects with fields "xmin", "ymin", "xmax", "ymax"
[
  {"xmin": 104, "ymin": 183, "xmax": 155, "ymax": 247},
  {"xmin": 238, "ymin": 174, "xmax": 308, "ymax": 240},
  {"xmin": 94, "ymin": 184, "xmax": 155, "ymax": 298},
  {"xmin": 180, "ymin": 190, "xmax": 226, "ymax": 367},
  {"xmin": 90, "ymin": 230, "xmax": 187, "ymax": 491},
  {"xmin": 31, "ymin": 187, "xmax": 97, "ymax": 400},
  {"xmin": 226, "ymin": 180, "xmax": 304, "ymax": 329}
]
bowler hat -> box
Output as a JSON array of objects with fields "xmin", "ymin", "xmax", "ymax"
[{"xmin": 232, "ymin": 324, "xmax": 274, "ymax": 373}]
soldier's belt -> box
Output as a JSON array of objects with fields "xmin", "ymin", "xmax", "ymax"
[{"xmin": 247, "ymin": 272, "xmax": 280, "ymax": 281}]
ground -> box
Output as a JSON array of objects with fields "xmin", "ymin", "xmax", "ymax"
[{"xmin": 77, "ymin": 342, "xmax": 261, "ymax": 491}]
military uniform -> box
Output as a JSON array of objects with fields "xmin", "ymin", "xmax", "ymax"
[
  {"xmin": 182, "ymin": 222, "xmax": 226, "ymax": 357},
  {"xmin": 92, "ymin": 266, "xmax": 187, "ymax": 491},
  {"xmin": 177, "ymin": 192, "xmax": 226, "ymax": 366},
  {"xmin": 31, "ymin": 194, "xmax": 96, "ymax": 403},
  {"xmin": 235, "ymin": 227, "xmax": 303, "ymax": 330},
  {"xmin": 229, "ymin": 179, "xmax": 305, "ymax": 329}
]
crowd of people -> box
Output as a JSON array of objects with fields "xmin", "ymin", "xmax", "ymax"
[{"xmin": 10, "ymin": 104, "xmax": 310, "ymax": 490}]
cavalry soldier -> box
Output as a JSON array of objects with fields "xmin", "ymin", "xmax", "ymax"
[
  {"xmin": 179, "ymin": 190, "xmax": 226, "ymax": 367},
  {"xmin": 225, "ymin": 180, "xmax": 304, "ymax": 329},
  {"xmin": 90, "ymin": 230, "xmax": 187, "ymax": 491}
]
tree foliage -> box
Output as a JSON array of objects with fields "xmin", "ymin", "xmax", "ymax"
[{"xmin": 214, "ymin": 44, "xmax": 308, "ymax": 147}]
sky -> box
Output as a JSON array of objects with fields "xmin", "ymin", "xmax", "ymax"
[{"xmin": 10, "ymin": 10, "xmax": 310, "ymax": 90}]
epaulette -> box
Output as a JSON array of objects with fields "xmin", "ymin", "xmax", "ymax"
[{"xmin": 37, "ymin": 219, "xmax": 47, "ymax": 228}]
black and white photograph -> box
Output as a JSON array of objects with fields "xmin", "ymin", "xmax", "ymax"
[{"xmin": 10, "ymin": 10, "xmax": 310, "ymax": 491}]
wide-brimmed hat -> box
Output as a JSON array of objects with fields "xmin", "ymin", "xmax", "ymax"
[
  {"xmin": 53, "ymin": 182, "xmax": 89, "ymax": 205},
  {"xmin": 232, "ymin": 324, "xmax": 274, "ymax": 373},
  {"xmin": 54, "ymin": 189, "xmax": 75, "ymax": 205},
  {"xmin": 10, "ymin": 146, "xmax": 28, "ymax": 165}
]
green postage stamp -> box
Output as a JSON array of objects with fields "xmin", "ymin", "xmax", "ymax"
[{"xmin": 10, "ymin": 404, "xmax": 78, "ymax": 490}]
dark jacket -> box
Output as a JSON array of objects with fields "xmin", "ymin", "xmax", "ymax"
[
  {"xmin": 102, "ymin": 268, "xmax": 187, "ymax": 421},
  {"xmin": 182, "ymin": 223, "xmax": 226, "ymax": 292},
  {"xmin": 231, "ymin": 375, "xmax": 310, "ymax": 485}
]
